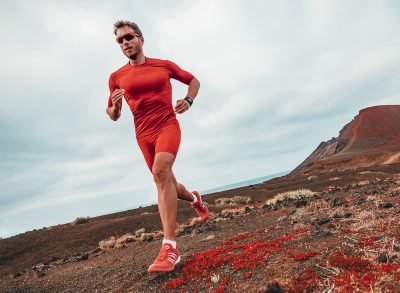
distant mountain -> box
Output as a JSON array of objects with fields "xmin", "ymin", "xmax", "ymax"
[{"xmin": 291, "ymin": 105, "xmax": 400, "ymax": 174}]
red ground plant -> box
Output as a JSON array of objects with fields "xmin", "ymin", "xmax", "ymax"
[
  {"xmin": 161, "ymin": 231, "xmax": 314, "ymax": 292},
  {"xmin": 162, "ymin": 210, "xmax": 400, "ymax": 291},
  {"xmin": 286, "ymin": 251, "xmax": 400, "ymax": 292}
]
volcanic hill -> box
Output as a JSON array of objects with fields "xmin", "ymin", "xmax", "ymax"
[{"xmin": 291, "ymin": 105, "xmax": 400, "ymax": 175}]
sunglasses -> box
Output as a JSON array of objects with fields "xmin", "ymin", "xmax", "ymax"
[{"xmin": 116, "ymin": 32, "xmax": 140, "ymax": 44}]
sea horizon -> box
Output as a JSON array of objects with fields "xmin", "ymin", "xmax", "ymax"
[
  {"xmin": 2, "ymin": 170, "xmax": 289, "ymax": 239},
  {"xmin": 125, "ymin": 170, "xmax": 290, "ymax": 210},
  {"xmin": 200, "ymin": 170, "xmax": 290, "ymax": 194}
]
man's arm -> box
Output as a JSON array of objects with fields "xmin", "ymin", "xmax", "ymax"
[
  {"xmin": 165, "ymin": 60, "xmax": 200, "ymax": 114},
  {"xmin": 106, "ymin": 89, "xmax": 124, "ymax": 121},
  {"xmin": 187, "ymin": 77, "xmax": 200, "ymax": 101},
  {"xmin": 174, "ymin": 77, "xmax": 200, "ymax": 114},
  {"xmin": 106, "ymin": 104, "xmax": 121, "ymax": 121}
]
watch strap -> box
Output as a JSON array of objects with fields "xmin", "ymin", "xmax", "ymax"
[{"xmin": 184, "ymin": 96, "xmax": 193, "ymax": 106}]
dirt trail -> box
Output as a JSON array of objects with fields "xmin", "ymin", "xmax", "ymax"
[
  {"xmin": 383, "ymin": 152, "xmax": 400, "ymax": 164},
  {"xmin": 341, "ymin": 114, "xmax": 363, "ymax": 153}
]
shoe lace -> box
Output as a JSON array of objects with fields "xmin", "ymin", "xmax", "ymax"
[
  {"xmin": 155, "ymin": 247, "xmax": 168, "ymax": 261},
  {"xmin": 193, "ymin": 201, "xmax": 205, "ymax": 213}
]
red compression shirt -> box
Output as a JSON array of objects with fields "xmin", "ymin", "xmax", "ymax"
[{"xmin": 108, "ymin": 57, "xmax": 194, "ymax": 138}]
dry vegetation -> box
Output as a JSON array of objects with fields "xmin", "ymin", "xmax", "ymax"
[{"xmin": 1, "ymin": 170, "xmax": 400, "ymax": 292}]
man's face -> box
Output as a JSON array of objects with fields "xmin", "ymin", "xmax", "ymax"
[{"xmin": 115, "ymin": 26, "xmax": 144, "ymax": 60}]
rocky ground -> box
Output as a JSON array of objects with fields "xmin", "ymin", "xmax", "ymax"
[{"xmin": 1, "ymin": 163, "xmax": 400, "ymax": 292}]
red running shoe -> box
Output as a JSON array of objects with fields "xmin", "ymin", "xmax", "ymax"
[
  {"xmin": 147, "ymin": 243, "xmax": 181, "ymax": 273},
  {"xmin": 191, "ymin": 191, "xmax": 209, "ymax": 220}
]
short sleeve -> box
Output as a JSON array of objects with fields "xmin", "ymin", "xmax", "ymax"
[
  {"xmin": 107, "ymin": 73, "xmax": 117, "ymax": 107},
  {"xmin": 165, "ymin": 60, "xmax": 194, "ymax": 85}
]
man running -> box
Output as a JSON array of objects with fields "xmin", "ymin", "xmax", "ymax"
[{"xmin": 106, "ymin": 20, "xmax": 209, "ymax": 273}]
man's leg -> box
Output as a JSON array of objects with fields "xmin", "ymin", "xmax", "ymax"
[
  {"xmin": 171, "ymin": 169, "xmax": 209, "ymax": 220},
  {"xmin": 148, "ymin": 150, "xmax": 209, "ymax": 272},
  {"xmin": 147, "ymin": 123, "xmax": 189, "ymax": 273},
  {"xmin": 152, "ymin": 152, "xmax": 178, "ymax": 241},
  {"xmin": 171, "ymin": 172, "xmax": 195, "ymax": 202}
]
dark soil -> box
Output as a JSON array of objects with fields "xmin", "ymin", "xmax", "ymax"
[{"xmin": 1, "ymin": 162, "xmax": 400, "ymax": 292}]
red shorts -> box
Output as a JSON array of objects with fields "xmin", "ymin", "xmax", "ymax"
[{"xmin": 136, "ymin": 121, "xmax": 181, "ymax": 171}]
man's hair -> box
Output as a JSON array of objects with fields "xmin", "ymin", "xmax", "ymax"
[{"xmin": 113, "ymin": 20, "xmax": 143, "ymax": 37}]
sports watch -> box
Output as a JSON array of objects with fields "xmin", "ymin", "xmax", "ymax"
[{"xmin": 184, "ymin": 96, "xmax": 193, "ymax": 107}]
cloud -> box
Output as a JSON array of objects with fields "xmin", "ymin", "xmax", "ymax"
[{"xmin": 1, "ymin": 0, "xmax": 399, "ymax": 238}]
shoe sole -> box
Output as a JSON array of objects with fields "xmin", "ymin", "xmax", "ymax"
[
  {"xmin": 147, "ymin": 255, "xmax": 181, "ymax": 273},
  {"xmin": 192, "ymin": 191, "xmax": 209, "ymax": 220}
]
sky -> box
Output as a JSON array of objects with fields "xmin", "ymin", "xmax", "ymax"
[{"xmin": 0, "ymin": 0, "xmax": 399, "ymax": 238}]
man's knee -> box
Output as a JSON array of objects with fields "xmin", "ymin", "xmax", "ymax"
[
  {"xmin": 152, "ymin": 165, "xmax": 170, "ymax": 182},
  {"xmin": 152, "ymin": 152, "xmax": 175, "ymax": 184}
]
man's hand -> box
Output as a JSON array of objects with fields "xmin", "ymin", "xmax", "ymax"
[
  {"xmin": 111, "ymin": 89, "xmax": 125, "ymax": 109},
  {"xmin": 106, "ymin": 89, "xmax": 125, "ymax": 121},
  {"xmin": 174, "ymin": 99, "xmax": 190, "ymax": 114}
]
